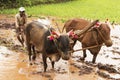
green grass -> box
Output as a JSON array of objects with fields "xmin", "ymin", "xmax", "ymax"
[{"xmin": 1, "ymin": 0, "xmax": 120, "ymax": 23}]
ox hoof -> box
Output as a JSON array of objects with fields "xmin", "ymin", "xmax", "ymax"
[
  {"xmin": 92, "ymin": 61, "xmax": 96, "ymax": 64},
  {"xmin": 32, "ymin": 56, "xmax": 36, "ymax": 61},
  {"xmin": 28, "ymin": 63, "xmax": 33, "ymax": 66},
  {"xmin": 34, "ymin": 62, "xmax": 39, "ymax": 65},
  {"xmin": 29, "ymin": 61, "xmax": 33, "ymax": 65},
  {"xmin": 30, "ymin": 63, "xmax": 33, "ymax": 65},
  {"xmin": 27, "ymin": 63, "xmax": 32, "ymax": 67},
  {"xmin": 80, "ymin": 57, "xmax": 85, "ymax": 61},
  {"xmin": 76, "ymin": 57, "xmax": 85, "ymax": 62}
]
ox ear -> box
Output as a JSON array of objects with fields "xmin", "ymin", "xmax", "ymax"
[{"xmin": 93, "ymin": 21, "xmax": 101, "ymax": 28}]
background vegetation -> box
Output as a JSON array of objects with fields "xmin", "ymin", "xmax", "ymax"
[
  {"xmin": 0, "ymin": 0, "xmax": 72, "ymax": 9},
  {"xmin": 1, "ymin": 0, "xmax": 120, "ymax": 23}
]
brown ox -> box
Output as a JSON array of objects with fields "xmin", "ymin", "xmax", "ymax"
[{"xmin": 62, "ymin": 18, "xmax": 113, "ymax": 63}]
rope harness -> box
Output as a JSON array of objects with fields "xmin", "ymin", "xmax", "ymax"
[
  {"xmin": 48, "ymin": 27, "xmax": 63, "ymax": 56},
  {"xmin": 74, "ymin": 25, "xmax": 106, "ymax": 52},
  {"xmin": 47, "ymin": 20, "xmax": 107, "ymax": 53}
]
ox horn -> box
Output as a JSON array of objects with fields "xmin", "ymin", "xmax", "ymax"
[
  {"xmin": 55, "ymin": 22, "xmax": 62, "ymax": 33},
  {"xmin": 51, "ymin": 30, "xmax": 60, "ymax": 38},
  {"xmin": 48, "ymin": 30, "xmax": 60, "ymax": 41},
  {"xmin": 74, "ymin": 19, "xmax": 99, "ymax": 36}
]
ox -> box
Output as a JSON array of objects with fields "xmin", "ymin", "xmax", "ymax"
[
  {"xmin": 25, "ymin": 21, "xmax": 72, "ymax": 72},
  {"xmin": 62, "ymin": 18, "xmax": 113, "ymax": 63},
  {"xmin": 25, "ymin": 19, "xmax": 99, "ymax": 72}
]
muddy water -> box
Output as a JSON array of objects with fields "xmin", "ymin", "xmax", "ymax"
[
  {"xmin": 0, "ymin": 46, "xmax": 27, "ymax": 80},
  {"xmin": 0, "ymin": 45, "xmax": 107, "ymax": 80},
  {"xmin": 0, "ymin": 46, "xmax": 44, "ymax": 80}
]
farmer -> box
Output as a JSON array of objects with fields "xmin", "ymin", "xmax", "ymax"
[{"xmin": 15, "ymin": 7, "xmax": 27, "ymax": 46}]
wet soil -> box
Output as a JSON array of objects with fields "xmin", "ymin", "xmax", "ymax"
[{"xmin": 0, "ymin": 15, "xmax": 120, "ymax": 80}]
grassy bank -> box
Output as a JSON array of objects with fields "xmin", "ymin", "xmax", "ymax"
[{"xmin": 1, "ymin": 0, "xmax": 120, "ymax": 23}]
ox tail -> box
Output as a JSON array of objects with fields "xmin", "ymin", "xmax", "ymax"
[{"xmin": 74, "ymin": 19, "xmax": 99, "ymax": 36}]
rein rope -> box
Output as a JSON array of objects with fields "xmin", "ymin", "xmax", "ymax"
[
  {"xmin": 48, "ymin": 27, "xmax": 63, "ymax": 55},
  {"xmin": 96, "ymin": 28, "xmax": 107, "ymax": 42},
  {"xmin": 74, "ymin": 44, "xmax": 103, "ymax": 52},
  {"xmin": 74, "ymin": 27, "xmax": 106, "ymax": 52}
]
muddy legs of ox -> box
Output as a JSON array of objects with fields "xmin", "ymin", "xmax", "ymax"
[
  {"xmin": 49, "ymin": 57, "xmax": 55, "ymax": 69},
  {"xmin": 42, "ymin": 55, "xmax": 47, "ymax": 72},
  {"xmin": 27, "ymin": 43, "xmax": 32, "ymax": 65},
  {"xmin": 32, "ymin": 46, "xmax": 36, "ymax": 61},
  {"xmin": 90, "ymin": 47, "xmax": 101, "ymax": 63},
  {"xmin": 27, "ymin": 44, "xmax": 36, "ymax": 65},
  {"xmin": 51, "ymin": 61, "xmax": 55, "ymax": 69},
  {"xmin": 81, "ymin": 49, "xmax": 87, "ymax": 62},
  {"xmin": 31, "ymin": 46, "xmax": 36, "ymax": 64},
  {"xmin": 73, "ymin": 40, "xmax": 77, "ymax": 48},
  {"xmin": 70, "ymin": 40, "xmax": 77, "ymax": 52},
  {"xmin": 92, "ymin": 54, "xmax": 97, "ymax": 63}
]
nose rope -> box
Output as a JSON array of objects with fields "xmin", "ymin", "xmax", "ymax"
[
  {"xmin": 74, "ymin": 44, "xmax": 103, "ymax": 52},
  {"xmin": 96, "ymin": 28, "xmax": 107, "ymax": 43},
  {"xmin": 48, "ymin": 27, "xmax": 63, "ymax": 55},
  {"xmin": 92, "ymin": 30, "xmax": 99, "ymax": 46},
  {"xmin": 53, "ymin": 39, "xmax": 63, "ymax": 55},
  {"xmin": 73, "ymin": 28, "xmax": 106, "ymax": 52},
  {"xmin": 44, "ymin": 23, "xmax": 61, "ymax": 56}
]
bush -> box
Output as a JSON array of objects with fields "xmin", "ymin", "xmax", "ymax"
[{"xmin": 0, "ymin": 0, "xmax": 72, "ymax": 9}]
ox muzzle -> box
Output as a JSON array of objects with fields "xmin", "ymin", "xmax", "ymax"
[
  {"xmin": 104, "ymin": 39, "xmax": 113, "ymax": 47},
  {"xmin": 60, "ymin": 51, "xmax": 71, "ymax": 60}
]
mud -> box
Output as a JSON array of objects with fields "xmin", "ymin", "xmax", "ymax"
[
  {"xmin": 0, "ymin": 15, "xmax": 120, "ymax": 80},
  {"xmin": 97, "ymin": 63, "xmax": 118, "ymax": 74}
]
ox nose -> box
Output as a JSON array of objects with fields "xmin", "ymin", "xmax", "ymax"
[
  {"xmin": 61, "ymin": 52, "xmax": 71, "ymax": 60},
  {"xmin": 62, "ymin": 56, "xmax": 70, "ymax": 60},
  {"xmin": 105, "ymin": 39, "xmax": 113, "ymax": 47}
]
